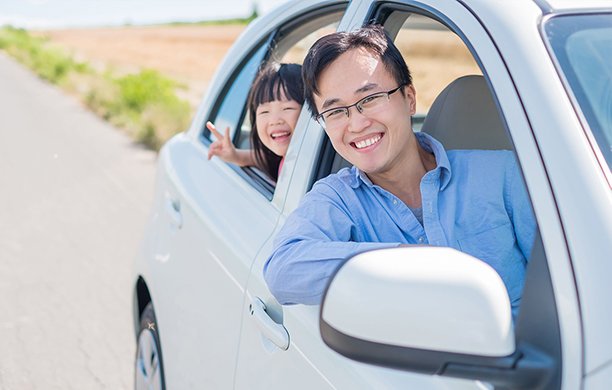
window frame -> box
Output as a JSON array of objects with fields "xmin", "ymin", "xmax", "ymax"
[
  {"xmin": 200, "ymin": 3, "xmax": 350, "ymax": 200},
  {"xmin": 309, "ymin": 3, "xmax": 516, "ymax": 189},
  {"xmin": 308, "ymin": 3, "xmax": 563, "ymax": 386},
  {"xmin": 541, "ymin": 12, "xmax": 612, "ymax": 183}
]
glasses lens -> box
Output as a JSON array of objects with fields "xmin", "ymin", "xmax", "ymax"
[
  {"xmin": 323, "ymin": 108, "xmax": 348, "ymax": 129},
  {"xmin": 358, "ymin": 92, "xmax": 389, "ymax": 115}
]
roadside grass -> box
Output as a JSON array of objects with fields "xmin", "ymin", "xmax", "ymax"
[
  {"xmin": 165, "ymin": 8, "xmax": 258, "ymax": 26},
  {"xmin": 0, "ymin": 26, "xmax": 90, "ymax": 84},
  {"xmin": 0, "ymin": 25, "xmax": 190, "ymax": 150}
]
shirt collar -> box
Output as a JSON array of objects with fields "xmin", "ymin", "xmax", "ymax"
[{"xmin": 348, "ymin": 132, "xmax": 452, "ymax": 191}]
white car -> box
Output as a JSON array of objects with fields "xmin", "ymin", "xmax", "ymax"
[{"xmin": 132, "ymin": 0, "xmax": 612, "ymax": 389}]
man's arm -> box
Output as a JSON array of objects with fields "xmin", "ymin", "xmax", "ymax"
[{"xmin": 264, "ymin": 182, "xmax": 399, "ymax": 305}]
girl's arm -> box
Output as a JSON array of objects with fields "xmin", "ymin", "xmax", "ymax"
[{"xmin": 207, "ymin": 121, "xmax": 256, "ymax": 167}]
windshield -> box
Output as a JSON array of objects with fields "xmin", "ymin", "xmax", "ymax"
[{"xmin": 544, "ymin": 13, "xmax": 612, "ymax": 171}]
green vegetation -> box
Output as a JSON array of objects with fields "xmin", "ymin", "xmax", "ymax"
[
  {"xmin": 0, "ymin": 26, "xmax": 191, "ymax": 150},
  {"xmin": 166, "ymin": 7, "xmax": 258, "ymax": 26},
  {"xmin": 0, "ymin": 26, "xmax": 89, "ymax": 83},
  {"xmin": 85, "ymin": 69, "xmax": 191, "ymax": 149}
]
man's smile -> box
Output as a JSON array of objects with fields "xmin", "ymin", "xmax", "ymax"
[{"xmin": 351, "ymin": 133, "xmax": 383, "ymax": 150}]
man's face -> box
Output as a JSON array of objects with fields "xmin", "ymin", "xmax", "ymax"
[{"xmin": 314, "ymin": 48, "xmax": 417, "ymax": 177}]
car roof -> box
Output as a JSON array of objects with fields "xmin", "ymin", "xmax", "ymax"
[
  {"xmin": 460, "ymin": 0, "xmax": 611, "ymax": 13},
  {"xmin": 544, "ymin": 0, "xmax": 612, "ymax": 11}
]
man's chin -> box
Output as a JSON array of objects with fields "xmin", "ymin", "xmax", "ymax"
[{"xmin": 352, "ymin": 162, "xmax": 384, "ymax": 176}]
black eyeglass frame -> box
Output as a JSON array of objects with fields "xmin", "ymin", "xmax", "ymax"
[{"xmin": 315, "ymin": 85, "xmax": 405, "ymax": 129}]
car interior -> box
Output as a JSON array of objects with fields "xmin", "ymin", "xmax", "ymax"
[
  {"xmin": 205, "ymin": 6, "xmax": 513, "ymax": 191},
  {"xmin": 313, "ymin": 10, "xmax": 501, "ymax": 183},
  {"xmin": 420, "ymin": 75, "xmax": 512, "ymax": 151},
  {"xmin": 198, "ymin": 3, "xmax": 562, "ymax": 384}
]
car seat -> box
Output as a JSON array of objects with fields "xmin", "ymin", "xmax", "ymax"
[{"xmin": 420, "ymin": 75, "xmax": 512, "ymax": 150}]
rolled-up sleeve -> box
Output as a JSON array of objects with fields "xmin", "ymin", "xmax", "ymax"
[{"xmin": 263, "ymin": 182, "xmax": 398, "ymax": 305}]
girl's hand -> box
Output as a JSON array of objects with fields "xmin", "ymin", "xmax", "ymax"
[{"xmin": 207, "ymin": 121, "xmax": 239, "ymax": 163}]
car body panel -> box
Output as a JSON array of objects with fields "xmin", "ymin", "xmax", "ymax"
[
  {"xmin": 143, "ymin": 133, "xmax": 281, "ymax": 388},
  {"xmin": 235, "ymin": 217, "xmax": 493, "ymax": 390},
  {"xmin": 584, "ymin": 361, "xmax": 612, "ymax": 390},
  {"xmin": 479, "ymin": 4, "xmax": 612, "ymax": 375},
  {"xmin": 457, "ymin": 1, "xmax": 589, "ymax": 386},
  {"xmin": 545, "ymin": 0, "xmax": 611, "ymax": 11},
  {"xmin": 133, "ymin": 0, "xmax": 612, "ymax": 388}
]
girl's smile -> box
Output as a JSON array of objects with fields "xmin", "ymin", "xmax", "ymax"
[{"xmin": 256, "ymin": 97, "xmax": 302, "ymax": 157}]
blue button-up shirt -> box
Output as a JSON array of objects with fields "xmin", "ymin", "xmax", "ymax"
[{"xmin": 264, "ymin": 133, "xmax": 535, "ymax": 315}]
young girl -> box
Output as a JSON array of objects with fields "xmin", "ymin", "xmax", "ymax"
[{"xmin": 207, "ymin": 62, "xmax": 304, "ymax": 182}]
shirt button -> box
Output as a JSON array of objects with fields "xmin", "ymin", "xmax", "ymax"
[
  {"xmin": 418, "ymin": 237, "xmax": 425, "ymax": 243},
  {"xmin": 393, "ymin": 199, "xmax": 398, "ymax": 205}
]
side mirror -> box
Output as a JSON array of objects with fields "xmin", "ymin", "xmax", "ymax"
[{"xmin": 320, "ymin": 247, "xmax": 554, "ymax": 388}]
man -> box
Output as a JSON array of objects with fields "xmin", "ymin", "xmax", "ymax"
[{"xmin": 263, "ymin": 25, "xmax": 535, "ymax": 317}]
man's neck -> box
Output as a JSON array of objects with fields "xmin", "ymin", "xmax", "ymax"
[{"xmin": 367, "ymin": 140, "xmax": 437, "ymax": 208}]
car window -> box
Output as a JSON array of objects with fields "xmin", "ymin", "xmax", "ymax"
[
  {"xmin": 235, "ymin": 16, "xmax": 344, "ymax": 151},
  {"xmin": 204, "ymin": 5, "xmax": 347, "ymax": 199},
  {"xmin": 378, "ymin": 6, "xmax": 550, "ymax": 332},
  {"xmin": 206, "ymin": 42, "xmax": 269, "ymax": 143},
  {"xmin": 280, "ymin": 22, "xmax": 339, "ymax": 64},
  {"xmin": 393, "ymin": 14, "xmax": 482, "ymax": 131},
  {"xmin": 313, "ymin": 11, "xmax": 488, "ymax": 182},
  {"xmin": 544, "ymin": 13, "xmax": 612, "ymax": 173}
]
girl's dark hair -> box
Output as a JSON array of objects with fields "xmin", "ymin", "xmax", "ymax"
[{"xmin": 247, "ymin": 62, "xmax": 304, "ymax": 181}]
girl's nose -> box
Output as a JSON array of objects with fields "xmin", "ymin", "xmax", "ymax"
[{"xmin": 271, "ymin": 112, "xmax": 284, "ymax": 125}]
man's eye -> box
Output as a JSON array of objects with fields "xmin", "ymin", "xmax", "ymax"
[
  {"xmin": 361, "ymin": 94, "xmax": 384, "ymax": 106},
  {"xmin": 325, "ymin": 109, "xmax": 345, "ymax": 119}
]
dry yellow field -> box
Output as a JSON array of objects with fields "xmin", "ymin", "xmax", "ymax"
[
  {"xmin": 35, "ymin": 24, "xmax": 481, "ymax": 115},
  {"xmin": 34, "ymin": 25, "xmax": 245, "ymax": 110}
]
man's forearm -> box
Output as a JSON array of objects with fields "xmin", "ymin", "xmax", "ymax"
[{"xmin": 264, "ymin": 239, "xmax": 398, "ymax": 305}]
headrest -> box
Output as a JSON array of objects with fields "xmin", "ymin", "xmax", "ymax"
[{"xmin": 420, "ymin": 75, "xmax": 511, "ymax": 150}]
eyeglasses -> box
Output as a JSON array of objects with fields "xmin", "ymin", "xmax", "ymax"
[{"xmin": 315, "ymin": 85, "xmax": 404, "ymax": 130}]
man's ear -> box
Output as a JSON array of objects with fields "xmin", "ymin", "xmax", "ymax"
[{"xmin": 405, "ymin": 84, "xmax": 417, "ymax": 116}]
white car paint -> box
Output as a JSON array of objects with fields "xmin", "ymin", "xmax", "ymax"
[{"xmin": 133, "ymin": 0, "xmax": 612, "ymax": 389}]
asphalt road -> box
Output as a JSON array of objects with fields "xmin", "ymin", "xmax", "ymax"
[{"xmin": 0, "ymin": 52, "xmax": 158, "ymax": 389}]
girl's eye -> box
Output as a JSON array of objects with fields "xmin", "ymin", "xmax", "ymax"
[{"xmin": 258, "ymin": 110, "xmax": 269, "ymax": 115}]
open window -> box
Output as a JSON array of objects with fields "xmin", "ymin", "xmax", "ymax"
[
  {"xmin": 311, "ymin": 9, "xmax": 489, "ymax": 183},
  {"xmin": 202, "ymin": 4, "xmax": 347, "ymax": 199},
  {"xmin": 316, "ymin": 5, "xmax": 562, "ymax": 390}
]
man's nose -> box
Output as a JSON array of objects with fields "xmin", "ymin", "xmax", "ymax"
[{"xmin": 346, "ymin": 106, "xmax": 371, "ymax": 133}]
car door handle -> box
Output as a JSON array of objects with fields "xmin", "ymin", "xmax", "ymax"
[
  {"xmin": 164, "ymin": 198, "xmax": 183, "ymax": 229},
  {"xmin": 249, "ymin": 297, "xmax": 289, "ymax": 351}
]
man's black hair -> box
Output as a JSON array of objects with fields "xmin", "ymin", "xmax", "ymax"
[{"xmin": 302, "ymin": 24, "xmax": 412, "ymax": 117}]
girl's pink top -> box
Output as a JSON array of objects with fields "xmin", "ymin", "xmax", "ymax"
[{"xmin": 278, "ymin": 158, "xmax": 284, "ymax": 179}]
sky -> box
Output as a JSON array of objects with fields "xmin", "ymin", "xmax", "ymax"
[{"xmin": 0, "ymin": 0, "xmax": 291, "ymax": 30}]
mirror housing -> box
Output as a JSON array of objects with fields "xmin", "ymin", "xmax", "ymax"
[{"xmin": 320, "ymin": 246, "xmax": 523, "ymax": 378}]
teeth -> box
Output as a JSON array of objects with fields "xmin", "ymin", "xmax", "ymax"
[
  {"xmin": 355, "ymin": 135, "xmax": 381, "ymax": 149},
  {"xmin": 271, "ymin": 132, "xmax": 290, "ymax": 139}
]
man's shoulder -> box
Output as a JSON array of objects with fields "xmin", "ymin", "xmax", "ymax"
[
  {"xmin": 313, "ymin": 166, "xmax": 359, "ymax": 190},
  {"xmin": 300, "ymin": 167, "xmax": 362, "ymax": 207}
]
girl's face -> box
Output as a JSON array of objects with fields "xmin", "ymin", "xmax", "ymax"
[{"xmin": 255, "ymin": 94, "xmax": 302, "ymax": 157}]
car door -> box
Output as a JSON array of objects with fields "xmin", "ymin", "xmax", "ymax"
[
  {"xmin": 234, "ymin": 0, "xmax": 574, "ymax": 389},
  {"xmin": 148, "ymin": 33, "xmax": 283, "ymax": 388}
]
